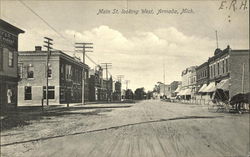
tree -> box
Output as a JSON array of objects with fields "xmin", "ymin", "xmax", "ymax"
[
  {"xmin": 125, "ymin": 89, "xmax": 134, "ymax": 99},
  {"xmin": 134, "ymin": 87, "xmax": 146, "ymax": 100}
]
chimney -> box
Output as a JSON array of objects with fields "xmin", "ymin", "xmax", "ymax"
[{"xmin": 35, "ymin": 46, "xmax": 42, "ymax": 51}]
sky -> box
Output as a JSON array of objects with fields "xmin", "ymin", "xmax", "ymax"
[{"xmin": 1, "ymin": 0, "xmax": 249, "ymax": 91}]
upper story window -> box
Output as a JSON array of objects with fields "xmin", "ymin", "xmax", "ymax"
[
  {"xmin": 8, "ymin": 50, "xmax": 14, "ymax": 67},
  {"xmin": 27, "ymin": 64, "xmax": 34, "ymax": 79},
  {"xmin": 65, "ymin": 64, "xmax": 72, "ymax": 80},
  {"xmin": 217, "ymin": 62, "xmax": 220, "ymax": 75},
  {"xmin": 48, "ymin": 63, "xmax": 52, "ymax": 79},
  {"xmin": 225, "ymin": 58, "xmax": 229, "ymax": 72}
]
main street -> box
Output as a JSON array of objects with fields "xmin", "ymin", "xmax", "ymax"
[{"xmin": 1, "ymin": 100, "xmax": 249, "ymax": 157}]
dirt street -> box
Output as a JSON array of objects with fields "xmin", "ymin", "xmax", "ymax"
[{"xmin": 1, "ymin": 100, "xmax": 249, "ymax": 157}]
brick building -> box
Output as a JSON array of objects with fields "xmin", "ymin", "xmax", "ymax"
[
  {"xmin": 203, "ymin": 46, "xmax": 249, "ymax": 99},
  {"xmin": 18, "ymin": 47, "xmax": 89, "ymax": 106},
  {"xmin": 89, "ymin": 66, "xmax": 106, "ymax": 101},
  {"xmin": 0, "ymin": 19, "xmax": 24, "ymax": 110}
]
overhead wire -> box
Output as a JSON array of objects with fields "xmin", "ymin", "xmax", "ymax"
[{"xmin": 18, "ymin": 0, "xmax": 100, "ymax": 67}]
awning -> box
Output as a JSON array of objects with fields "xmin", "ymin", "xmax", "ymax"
[
  {"xmin": 174, "ymin": 86, "xmax": 181, "ymax": 93},
  {"xmin": 183, "ymin": 88, "xmax": 192, "ymax": 95},
  {"xmin": 216, "ymin": 79, "xmax": 229, "ymax": 91},
  {"xmin": 198, "ymin": 84, "xmax": 207, "ymax": 93},
  {"xmin": 177, "ymin": 89, "xmax": 185, "ymax": 96},
  {"xmin": 203, "ymin": 82, "xmax": 216, "ymax": 92}
]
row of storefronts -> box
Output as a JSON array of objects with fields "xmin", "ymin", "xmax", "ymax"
[{"xmin": 175, "ymin": 46, "xmax": 249, "ymax": 104}]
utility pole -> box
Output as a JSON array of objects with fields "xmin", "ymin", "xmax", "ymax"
[
  {"xmin": 125, "ymin": 80, "xmax": 130, "ymax": 90},
  {"xmin": 117, "ymin": 75, "xmax": 124, "ymax": 83},
  {"xmin": 75, "ymin": 42, "xmax": 93, "ymax": 105},
  {"xmin": 43, "ymin": 37, "xmax": 53, "ymax": 106},
  {"xmin": 215, "ymin": 30, "xmax": 219, "ymax": 48},
  {"xmin": 242, "ymin": 63, "xmax": 245, "ymax": 93},
  {"xmin": 163, "ymin": 62, "xmax": 166, "ymax": 97},
  {"xmin": 101, "ymin": 63, "xmax": 112, "ymax": 102}
]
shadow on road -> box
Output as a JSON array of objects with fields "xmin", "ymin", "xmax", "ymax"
[
  {"xmin": 1, "ymin": 105, "xmax": 132, "ymax": 131},
  {"xmin": 1, "ymin": 115, "xmax": 224, "ymax": 147}
]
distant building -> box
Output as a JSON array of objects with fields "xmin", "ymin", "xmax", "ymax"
[
  {"xmin": 159, "ymin": 83, "xmax": 171, "ymax": 97},
  {"xmin": 0, "ymin": 19, "xmax": 24, "ymax": 110},
  {"xmin": 113, "ymin": 81, "xmax": 122, "ymax": 101},
  {"xmin": 88, "ymin": 66, "xmax": 108, "ymax": 101},
  {"xmin": 178, "ymin": 66, "xmax": 197, "ymax": 100},
  {"xmin": 18, "ymin": 47, "xmax": 89, "ymax": 106},
  {"xmin": 170, "ymin": 81, "xmax": 182, "ymax": 97}
]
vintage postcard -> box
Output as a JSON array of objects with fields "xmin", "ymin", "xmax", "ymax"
[{"xmin": 0, "ymin": 0, "xmax": 249, "ymax": 156}]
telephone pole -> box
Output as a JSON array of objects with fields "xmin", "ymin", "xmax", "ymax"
[
  {"xmin": 215, "ymin": 30, "xmax": 219, "ymax": 48},
  {"xmin": 75, "ymin": 42, "xmax": 93, "ymax": 105},
  {"xmin": 117, "ymin": 75, "xmax": 124, "ymax": 83},
  {"xmin": 43, "ymin": 37, "xmax": 53, "ymax": 106},
  {"xmin": 125, "ymin": 80, "xmax": 130, "ymax": 90},
  {"xmin": 101, "ymin": 63, "xmax": 112, "ymax": 102}
]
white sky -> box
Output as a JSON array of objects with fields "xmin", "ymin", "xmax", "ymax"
[{"xmin": 1, "ymin": 0, "xmax": 249, "ymax": 91}]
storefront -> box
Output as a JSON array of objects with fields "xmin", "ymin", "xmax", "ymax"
[{"xmin": 0, "ymin": 19, "xmax": 24, "ymax": 110}]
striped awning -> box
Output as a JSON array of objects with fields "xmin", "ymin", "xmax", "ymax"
[
  {"xmin": 217, "ymin": 79, "xmax": 229, "ymax": 91},
  {"xmin": 198, "ymin": 84, "xmax": 207, "ymax": 93},
  {"xmin": 203, "ymin": 82, "xmax": 216, "ymax": 93}
]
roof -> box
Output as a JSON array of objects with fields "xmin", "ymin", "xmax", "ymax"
[
  {"xmin": 19, "ymin": 50, "xmax": 89, "ymax": 69},
  {"xmin": 0, "ymin": 19, "xmax": 25, "ymax": 34}
]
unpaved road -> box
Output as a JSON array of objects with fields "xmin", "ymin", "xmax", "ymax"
[{"xmin": 1, "ymin": 100, "xmax": 250, "ymax": 157}]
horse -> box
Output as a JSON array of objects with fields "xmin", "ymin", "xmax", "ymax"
[{"xmin": 229, "ymin": 92, "xmax": 250, "ymax": 113}]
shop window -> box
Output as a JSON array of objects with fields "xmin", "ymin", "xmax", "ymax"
[
  {"xmin": 27, "ymin": 64, "xmax": 34, "ymax": 78},
  {"xmin": 43, "ymin": 86, "xmax": 55, "ymax": 99},
  {"xmin": 24, "ymin": 86, "xmax": 32, "ymax": 100},
  {"xmin": 8, "ymin": 50, "xmax": 14, "ymax": 67}
]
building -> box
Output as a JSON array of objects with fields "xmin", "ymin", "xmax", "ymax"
[
  {"xmin": 178, "ymin": 66, "xmax": 197, "ymax": 100},
  {"xmin": 113, "ymin": 81, "xmax": 122, "ymax": 101},
  {"xmin": 103, "ymin": 77, "xmax": 113, "ymax": 102},
  {"xmin": 169, "ymin": 81, "xmax": 182, "ymax": 97},
  {"xmin": 18, "ymin": 46, "xmax": 89, "ymax": 106},
  {"xmin": 203, "ymin": 46, "xmax": 249, "ymax": 99},
  {"xmin": 159, "ymin": 83, "xmax": 171, "ymax": 97},
  {"xmin": 89, "ymin": 66, "xmax": 106, "ymax": 101},
  {"xmin": 0, "ymin": 19, "xmax": 24, "ymax": 110},
  {"xmin": 195, "ymin": 61, "xmax": 210, "ymax": 102}
]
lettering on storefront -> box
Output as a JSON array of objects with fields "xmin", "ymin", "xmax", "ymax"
[{"xmin": 0, "ymin": 30, "xmax": 18, "ymax": 49}]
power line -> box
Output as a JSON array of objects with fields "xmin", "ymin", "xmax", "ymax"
[
  {"xmin": 18, "ymin": 0, "xmax": 100, "ymax": 67},
  {"xmin": 18, "ymin": 0, "xmax": 71, "ymax": 44}
]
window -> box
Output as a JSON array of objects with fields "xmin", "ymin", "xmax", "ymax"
[
  {"xmin": 43, "ymin": 86, "xmax": 55, "ymax": 99},
  {"xmin": 222, "ymin": 60, "xmax": 225, "ymax": 73},
  {"xmin": 27, "ymin": 64, "xmax": 34, "ymax": 78},
  {"xmin": 24, "ymin": 86, "xmax": 32, "ymax": 100},
  {"xmin": 8, "ymin": 50, "xmax": 14, "ymax": 67},
  {"xmin": 226, "ymin": 58, "xmax": 228, "ymax": 72},
  {"xmin": 65, "ymin": 64, "xmax": 72, "ymax": 80},
  {"xmin": 18, "ymin": 63, "xmax": 23, "ymax": 78},
  {"xmin": 210, "ymin": 66, "xmax": 212, "ymax": 78},
  {"xmin": 217, "ymin": 63, "xmax": 220, "ymax": 75},
  {"xmin": 213, "ymin": 64, "xmax": 216, "ymax": 77},
  {"xmin": 48, "ymin": 64, "xmax": 52, "ymax": 78}
]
